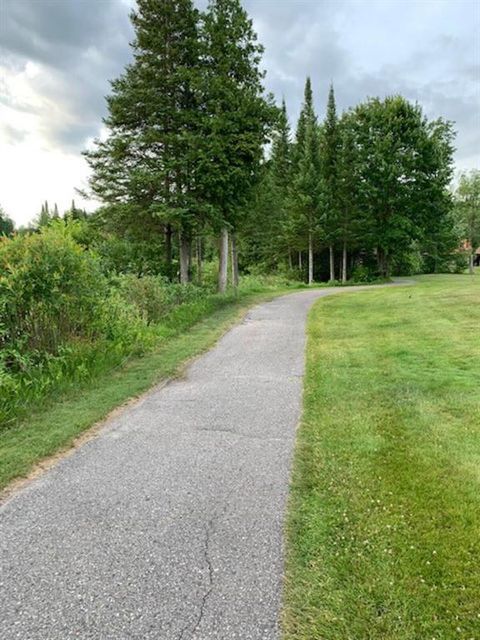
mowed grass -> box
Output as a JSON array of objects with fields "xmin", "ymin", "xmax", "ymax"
[
  {"xmin": 0, "ymin": 288, "xmax": 291, "ymax": 493},
  {"xmin": 284, "ymin": 274, "xmax": 480, "ymax": 640}
]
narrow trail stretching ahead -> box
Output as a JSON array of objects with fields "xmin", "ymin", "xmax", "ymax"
[{"xmin": 0, "ymin": 284, "xmax": 408, "ymax": 640}]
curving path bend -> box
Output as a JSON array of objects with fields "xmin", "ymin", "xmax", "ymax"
[{"xmin": 0, "ymin": 284, "xmax": 408, "ymax": 640}]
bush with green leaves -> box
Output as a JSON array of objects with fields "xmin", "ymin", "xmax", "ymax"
[
  {"xmin": 0, "ymin": 222, "xmax": 109, "ymax": 365},
  {"xmin": 0, "ymin": 224, "xmax": 148, "ymax": 427}
]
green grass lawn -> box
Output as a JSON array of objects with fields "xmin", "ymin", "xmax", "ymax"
[
  {"xmin": 284, "ymin": 274, "xmax": 480, "ymax": 640},
  {"xmin": 0, "ymin": 286, "xmax": 295, "ymax": 493}
]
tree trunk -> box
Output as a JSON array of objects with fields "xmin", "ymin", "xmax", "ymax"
[
  {"xmin": 231, "ymin": 232, "xmax": 239, "ymax": 289},
  {"xmin": 377, "ymin": 247, "xmax": 389, "ymax": 278},
  {"xmin": 196, "ymin": 235, "xmax": 202, "ymax": 285},
  {"xmin": 308, "ymin": 231, "xmax": 314, "ymax": 285},
  {"xmin": 218, "ymin": 227, "xmax": 229, "ymax": 293},
  {"xmin": 288, "ymin": 248, "xmax": 292, "ymax": 270},
  {"xmin": 329, "ymin": 244, "xmax": 335, "ymax": 281},
  {"xmin": 298, "ymin": 251, "xmax": 302, "ymax": 269},
  {"xmin": 469, "ymin": 252, "xmax": 475, "ymax": 275},
  {"xmin": 164, "ymin": 224, "xmax": 173, "ymax": 281},
  {"xmin": 342, "ymin": 239, "xmax": 347, "ymax": 283},
  {"xmin": 179, "ymin": 231, "xmax": 190, "ymax": 284}
]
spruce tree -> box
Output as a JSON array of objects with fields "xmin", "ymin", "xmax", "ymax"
[
  {"xmin": 37, "ymin": 201, "xmax": 51, "ymax": 228},
  {"xmin": 291, "ymin": 77, "xmax": 320, "ymax": 283},
  {"xmin": 336, "ymin": 113, "xmax": 359, "ymax": 282},
  {"xmin": 271, "ymin": 99, "xmax": 293, "ymax": 263},
  {"xmin": 321, "ymin": 84, "xmax": 340, "ymax": 280},
  {"xmin": 293, "ymin": 77, "xmax": 315, "ymax": 169},
  {"xmin": 271, "ymin": 99, "xmax": 292, "ymax": 189}
]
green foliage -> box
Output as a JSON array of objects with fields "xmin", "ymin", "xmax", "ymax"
[
  {"xmin": 345, "ymin": 96, "xmax": 455, "ymax": 276},
  {"xmin": 320, "ymin": 84, "xmax": 340, "ymax": 246},
  {"xmin": 454, "ymin": 169, "xmax": 480, "ymax": 273},
  {"xmin": 113, "ymin": 274, "xmax": 205, "ymax": 324},
  {"xmin": 0, "ymin": 224, "xmax": 144, "ymax": 427},
  {"xmin": 0, "ymin": 206, "xmax": 15, "ymax": 237},
  {"xmin": 0, "ymin": 222, "xmax": 108, "ymax": 360},
  {"xmin": 198, "ymin": 0, "xmax": 276, "ymax": 228}
]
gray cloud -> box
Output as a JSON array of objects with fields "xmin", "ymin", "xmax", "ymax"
[
  {"xmin": 1, "ymin": 0, "xmax": 134, "ymax": 149},
  {"xmin": 0, "ymin": 0, "xmax": 478, "ymax": 167}
]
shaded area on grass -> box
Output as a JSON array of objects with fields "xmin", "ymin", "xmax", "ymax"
[{"xmin": 284, "ymin": 274, "xmax": 480, "ymax": 640}]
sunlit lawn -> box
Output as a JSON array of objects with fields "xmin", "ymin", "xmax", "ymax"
[{"xmin": 284, "ymin": 274, "xmax": 480, "ymax": 639}]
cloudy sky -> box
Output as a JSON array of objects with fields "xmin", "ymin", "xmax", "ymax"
[{"xmin": 1, "ymin": 0, "xmax": 479, "ymax": 226}]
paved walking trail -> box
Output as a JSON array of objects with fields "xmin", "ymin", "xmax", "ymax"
[{"xmin": 0, "ymin": 285, "xmax": 405, "ymax": 640}]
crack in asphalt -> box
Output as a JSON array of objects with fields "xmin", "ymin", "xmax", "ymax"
[{"xmin": 178, "ymin": 460, "xmax": 248, "ymax": 640}]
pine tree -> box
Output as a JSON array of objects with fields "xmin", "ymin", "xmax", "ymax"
[
  {"xmin": 271, "ymin": 99, "xmax": 292, "ymax": 188},
  {"xmin": 293, "ymin": 77, "xmax": 315, "ymax": 169},
  {"xmin": 200, "ymin": 0, "xmax": 275, "ymax": 291},
  {"xmin": 337, "ymin": 113, "xmax": 359, "ymax": 282},
  {"xmin": 291, "ymin": 77, "xmax": 320, "ymax": 283},
  {"xmin": 36, "ymin": 201, "xmax": 51, "ymax": 228},
  {"xmin": 271, "ymin": 99, "xmax": 294, "ymax": 263},
  {"xmin": 321, "ymin": 84, "xmax": 340, "ymax": 281},
  {"xmin": 85, "ymin": 0, "xmax": 202, "ymax": 283}
]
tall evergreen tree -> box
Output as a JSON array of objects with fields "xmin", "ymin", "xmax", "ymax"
[
  {"xmin": 199, "ymin": 0, "xmax": 275, "ymax": 291},
  {"xmin": 291, "ymin": 77, "xmax": 320, "ymax": 283},
  {"xmin": 336, "ymin": 113, "xmax": 359, "ymax": 282},
  {"xmin": 36, "ymin": 201, "xmax": 51, "ymax": 228},
  {"xmin": 321, "ymin": 84, "xmax": 340, "ymax": 280},
  {"xmin": 271, "ymin": 99, "xmax": 294, "ymax": 263},
  {"xmin": 293, "ymin": 77, "xmax": 315, "ymax": 168},
  {"xmin": 84, "ymin": 0, "xmax": 202, "ymax": 283}
]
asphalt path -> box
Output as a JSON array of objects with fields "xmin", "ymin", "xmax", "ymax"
[{"xmin": 0, "ymin": 285, "xmax": 407, "ymax": 639}]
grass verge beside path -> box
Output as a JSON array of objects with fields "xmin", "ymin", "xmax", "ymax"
[
  {"xmin": 284, "ymin": 274, "xmax": 480, "ymax": 640},
  {"xmin": 0, "ymin": 286, "xmax": 294, "ymax": 493}
]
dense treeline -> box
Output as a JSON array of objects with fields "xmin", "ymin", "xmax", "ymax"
[
  {"xmin": 1, "ymin": 0, "xmax": 478, "ymax": 428},
  {"xmin": 80, "ymin": 0, "xmax": 469, "ymax": 285}
]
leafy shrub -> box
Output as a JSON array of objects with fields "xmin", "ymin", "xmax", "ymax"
[
  {"xmin": 0, "ymin": 222, "xmax": 108, "ymax": 365},
  {"xmin": 113, "ymin": 274, "xmax": 206, "ymax": 324},
  {"xmin": 350, "ymin": 264, "xmax": 377, "ymax": 283}
]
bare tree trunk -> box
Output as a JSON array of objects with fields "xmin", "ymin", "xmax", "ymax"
[
  {"xmin": 179, "ymin": 231, "xmax": 190, "ymax": 284},
  {"xmin": 342, "ymin": 239, "xmax": 347, "ymax": 283},
  {"xmin": 298, "ymin": 251, "xmax": 302, "ymax": 269},
  {"xmin": 164, "ymin": 224, "xmax": 173, "ymax": 281},
  {"xmin": 469, "ymin": 252, "xmax": 475, "ymax": 275},
  {"xmin": 196, "ymin": 235, "xmax": 202, "ymax": 285},
  {"xmin": 377, "ymin": 247, "xmax": 389, "ymax": 278},
  {"xmin": 231, "ymin": 232, "xmax": 239, "ymax": 289},
  {"xmin": 218, "ymin": 227, "xmax": 229, "ymax": 293},
  {"xmin": 288, "ymin": 248, "xmax": 293, "ymax": 270},
  {"xmin": 329, "ymin": 244, "xmax": 335, "ymax": 281},
  {"xmin": 308, "ymin": 231, "xmax": 314, "ymax": 285}
]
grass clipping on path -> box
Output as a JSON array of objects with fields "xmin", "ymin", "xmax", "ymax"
[{"xmin": 284, "ymin": 274, "xmax": 480, "ymax": 640}]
